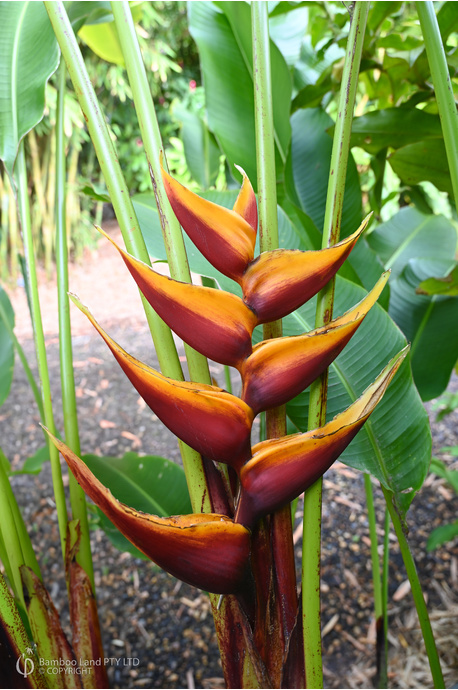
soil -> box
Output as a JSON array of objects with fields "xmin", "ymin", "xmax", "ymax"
[{"xmin": 1, "ymin": 220, "xmax": 457, "ymax": 689}]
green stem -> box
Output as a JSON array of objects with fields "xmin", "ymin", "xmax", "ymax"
[
  {"xmin": 382, "ymin": 487, "xmax": 444, "ymax": 688},
  {"xmin": 55, "ymin": 62, "xmax": 95, "ymax": 590},
  {"xmin": 0, "ymin": 450, "xmax": 41, "ymax": 582},
  {"xmin": 364, "ymin": 474, "xmax": 382, "ymax": 619},
  {"xmin": 252, "ymin": 0, "xmax": 283, "ymax": 407},
  {"xmin": 252, "ymin": 6, "xmax": 298, "ymax": 685},
  {"xmin": 381, "ymin": 507, "xmax": 390, "ymax": 689},
  {"xmin": 0, "ymin": 299, "xmax": 44, "ymax": 422},
  {"xmin": 16, "ymin": 142, "xmax": 68, "ymax": 560},
  {"xmin": 0, "ymin": 464, "xmax": 25, "ymax": 605},
  {"xmin": 111, "ymin": 0, "xmax": 210, "ymax": 388},
  {"xmin": 7, "ymin": 175, "xmax": 19, "ymax": 283},
  {"xmin": 45, "ymin": 1, "xmax": 211, "ymax": 513},
  {"xmin": 302, "ymin": 4, "xmax": 369, "ymax": 686},
  {"xmin": 364, "ymin": 474, "xmax": 387, "ymax": 688},
  {"xmin": 44, "ymin": 2, "xmax": 177, "ymax": 375},
  {"xmin": 416, "ymin": 1, "xmax": 458, "ymax": 204}
]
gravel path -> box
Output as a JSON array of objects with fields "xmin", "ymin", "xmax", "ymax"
[{"xmin": 1, "ymin": 223, "xmax": 457, "ymax": 689}]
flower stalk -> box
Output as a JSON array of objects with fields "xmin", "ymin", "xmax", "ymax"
[
  {"xmin": 302, "ymin": 3, "xmax": 370, "ymax": 685},
  {"xmin": 15, "ymin": 142, "xmax": 68, "ymax": 560},
  {"xmin": 55, "ymin": 60, "xmax": 94, "ymax": 590},
  {"xmin": 382, "ymin": 487, "xmax": 444, "ymax": 688},
  {"xmin": 111, "ymin": 0, "xmax": 211, "ymax": 387}
]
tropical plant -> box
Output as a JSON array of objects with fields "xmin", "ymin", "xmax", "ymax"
[{"xmin": 0, "ymin": 1, "xmax": 456, "ymax": 688}]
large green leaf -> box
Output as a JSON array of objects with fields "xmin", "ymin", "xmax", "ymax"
[
  {"xmin": 366, "ymin": 207, "xmax": 457, "ymax": 280},
  {"xmin": 284, "ymin": 107, "xmax": 388, "ymax": 295},
  {"xmin": 188, "ymin": 1, "xmax": 291, "ymax": 188},
  {"xmin": 173, "ymin": 106, "xmax": 221, "ymax": 189},
  {"xmin": 83, "ymin": 452, "xmax": 192, "ymax": 559},
  {"xmin": 255, "ymin": 276, "xmax": 431, "ymax": 516},
  {"xmin": 268, "ymin": 3, "xmax": 309, "ymax": 67},
  {"xmin": 77, "ymin": 2, "xmax": 143, "ymax": 64},
  {"xmin": 0, "ymin": 1, "xmax": 59, "ymax": 176},
  {"xmin": 0, "ymin": 286, "xmax": 15, "ymax": 408},
  {"xmin": 348, "ymin": 109, "xmax": 442, "ymax": 155},
  {"xmin": 285, "ymin": 108, "xmax": 362, "ymax": 238},
  {"xmin": 389, "ymin": 258, "xmax": 458, "ymax": 401},
  {"xmin": 389, "ymin": 140, "xmax": 454, "ymax": 199},
  {"xmin": 78, "ymin": 21, "xmax": 125, "ymax": 65}
]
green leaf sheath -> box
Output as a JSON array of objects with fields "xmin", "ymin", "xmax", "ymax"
[
  {"xmin": 302, "ymin": 6, "xmax": 369, "ymax": 687},
  {"xmin": 416, "ymin": 1, "xmax": 458, "ymax": 203}
]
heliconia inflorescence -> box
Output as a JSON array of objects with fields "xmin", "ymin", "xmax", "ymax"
[{"xmin": 47, "ymin": 162, "xmax": 407, "ymax": 596}]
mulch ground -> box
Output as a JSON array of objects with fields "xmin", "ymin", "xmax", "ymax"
[{"xmin": 1, "ymin": 221, "xmax": 457, "ymax": 689}]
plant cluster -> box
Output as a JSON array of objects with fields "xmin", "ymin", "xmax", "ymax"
[{"xmin": 0, "ymin": 1, "xmax": 456, "ymax": 688}]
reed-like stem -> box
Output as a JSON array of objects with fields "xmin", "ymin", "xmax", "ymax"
[
  {"xmin": 111, "ymin": 0, "xmax": 210, "ymax": 387},
  {"xmin": 416, "ymin": 1, "xmax": 458, "ymax": 203},
  {"xmin": 364, "ymin": 474, "xmax": 388, "ymax": 688},
  {"xmin": 55, "ymin": 62, "xmax": 95, "ymax": 589},
  {"xmin": 44, "ymin": 1, "xmax": 210, "ymax": 513},
  {"xmin": 15, "ymin": 143, "xmax": 68, "ymax": 560},
  {"xmin": 252, "ymin": 0, "xmax": 284, "ymax": 432},
  {"xmin": 0, "ymin": 451, "xmax": 41, "ymax": 582},
  {"xmin": 44, "ymin": 2, "xmax": 178, "ymax": 375},
  {"xmin": 0, "ymin": 463, "xmax": 26, "ymax": 606},
  {"xmin": 382, "ymin": 487, "xmax": 444, "ymax": 688},
  {"xmin": 364, "ymin": 475, "xmax": 382, "ymax": 619},
  {"xmin": 302, "ymin": 4, "xmax": 369, "ymax": 686},
  {"xmin": 380, "ymin": 507, "xmax": 390, "ymax": 689},
  {"xmin": 0, "ymin": 298, "xmax": 44, "ymax": 422}
]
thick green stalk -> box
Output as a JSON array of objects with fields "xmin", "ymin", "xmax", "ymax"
[
  {"xmin": 252, "ymin": 6, "xmax": 298, "ymax": 685},
  {"xmin": 0, "ymin": 299, "xmax": 44, "ymax": 422},
  {"xmin": 364, "ymin": 474, "xmax": 388, "ymax": 688},
  {"xmin": 111, "ymin": 0, "xmax": 210, "ymax": 386},
  {"xmin": 55, "ymin": 62, "xmax": 94, "ymax": 590},
  {"xmin": 302, "ymin": 4, "xmax": 369, "ymax": 686},
  {"xmin": 364, "ymin": 475, "xmax": 382, "ymax": 619},
  {"xmin": 416, "ymin": 1, "xmax": 458, "ymax": 203},
  {"xmin": 44, "ymin": 2, "xmax": 178, "ymax": 376},
  {"xmin": 380, "ymin": 508, "xmax": 390, "ymax": 689},
  {"xmin": 0, "ymin": 174, "xmax": 8, "ymax": 281},
  {"xmin": 7, "ymin": 175, "xmax": 19, "ymax": 283},
  {"xmin": 0, "ymin": 464, "xmax": 26, "ymax": 606},
  {"xmin": 0, "ymin": 453, "xmax": 41, "ymax": 582},
  {"xmin": 16, "ymin": 143, "xmax": 68, "ymax": 559},
  {"xmin": 45, "ymin": 1, "xmax": 210, "ymax": 512},
  {"xmin": 382, "ymin": 487, "xmax": 444, "ymax": 688},
  {"xmin": 252, "ymin": 0, "xmax": 284, "ymax": 419}
]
